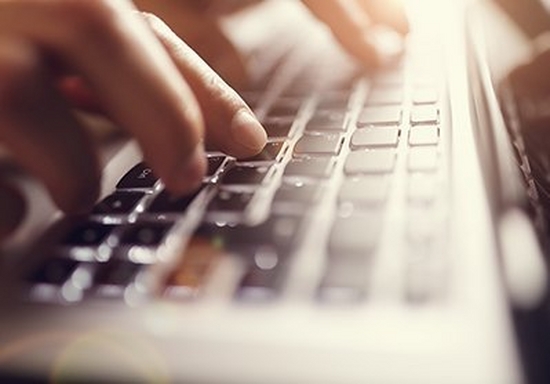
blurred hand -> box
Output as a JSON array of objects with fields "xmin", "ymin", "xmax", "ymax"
[
  {"xmin": 302, "ymin": 0, "xmax": 409, "ymax": 67},
  {"xmin": 135, "ymin": 0, "xmax": 409, "ymax": 74},
  {"xmin": 0, "ymin": 0, "xmax": 266, "ymax": 241}
]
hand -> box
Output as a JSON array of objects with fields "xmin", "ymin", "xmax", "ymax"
[
  {"xmin": 0, "ymin": 0, "xmax": 267, "ymax": 241},
  {"xmin": 135, "ymin": 0, "xmax": 409, "ymax": 73},
  {"xmin": 302, "ymin": 0, "xmax": 409, "ymax": 68}
]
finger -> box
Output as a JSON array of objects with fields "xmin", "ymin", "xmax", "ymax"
[
  {"xmin": 302, "ymin": 0, "xmax": 381, "ymax": 68},
  {"xmin": 0, "ymin": 37, "xmax": 100, "ymax": 214},
  {"xmin": 0, "ymin": 182, "xmax": 26, "ymax": 242},
  {"xmin": 176, "ymin": 20, "xmax": 250, "ymax": 91},
  {"xmin": 133, "ymin": 0, "xmax": 250, "ymax": 89},
  {"xmin": 145, "ymin": 13, "xmax": 266, "ymax": 158},
  {"xmin": 0, "ymin": 0, "xmax": 206, "ymax": 194},
  {"xmin": 358, "ymin": 0, "xmax": 409, "ymax": 35}
]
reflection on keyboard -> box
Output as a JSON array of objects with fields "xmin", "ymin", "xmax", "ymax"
[{"xmin": 24, "ymin": 36, "xmax": 449, "ymax": 307}]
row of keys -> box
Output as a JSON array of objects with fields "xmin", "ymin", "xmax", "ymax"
[{"xmin": 357, "ymin": 105, "xmax": 439, "ymax": 127}]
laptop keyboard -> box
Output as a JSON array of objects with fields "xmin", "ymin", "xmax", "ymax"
[{"xmin": 22, "ymin": 35, "xmax": 450, "ymax": 307}]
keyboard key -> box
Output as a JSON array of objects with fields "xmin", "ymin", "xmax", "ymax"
[
  {"xmin": 119, "ymin": 222, "xmax": 174, "ymax": 247},
  {"xmin": 62, "ymin": 222, "xmax": 116, "ymax": 246},
  {"xmin": 408, "ymin": 147, "xmax": 438, "ymax": 172},
  {"xmin": 284, "ymin": 157, "xmax": 335, "ymax": 178},
  {"xmin": 207, "ymin": 190, "xmax": 253, "ymax": 213},
  {"xmin": 339, "ymin": 176, "xmax": 389, "ymax": 206},
  {"xmin": 196, "ymin": 215, "xmax": 302, "ymax": 254},
  {"xmin": 147, "ymin": 187, "xmax": 204, "ymax": 214},
  {"xmin": 273, "ymin": 182, "xmax": 322, "ymax": 205},
  {"xmin": 117, "ymin": 162, "xmax": 158, "ymax": 190},
  {"xmin": 409, "ymin": 125, "xmax": 439, "ymax": 146},
  {"xmin": 318, "ymin": 257, "xmax": 369, "ymax": 303},
  {"xmin": 164, "ymin": 236, "xmax": 220, "ymax": 300},
  {"xmin": 367, "ymin": 88, "xmax": 403, "ymax": 105},
  {"xmin": 357, "ymin": 106, "xmax": 402, "ymax": 126},
  {"xmin": 221, "ymin": 165, "xmax": 272, "ymax": 186},
  {"xmin": 94, "ymin": 260, "xmax": 143, "ymax": 287},
  {"xmin": 240, "ymin": 142, "xmax": 286, "ymax": 163},
  {"xmin": 305, "ymin": 111, "xmax": 348, "ymax": 132},
  {"xmin": 316, "ymin": 93, "xmax": 350, "ymax": 110},
  {"xmin": 294, "ymin": 134, "xmax": 343, "ymax": 156},
  {"xmin": 93, "ymin": 191, "xmax": 145, "ymax": 215},
  {"xmin": 207, "ymin": 156, "xmax": 225, "ymax": 177},
  {"xmin": 411, "ymin": 105, "xmax": 439, "ymax": 125},
  {"xmin": 28, "ymin": 258, "xmax": 79, "ymax": 285},
  {"xmin": 265, "ymin": 98, "xmax": 302, "ymax": 118},
  {"xmin": 408, "ymin": 174, "xmax": 437, "ymax": 202},
  {"xmin": 351, "ymin": 127, "xmax": 399, "ymax": 148},
  {"xmin": 412, "ymin": 88, "xmax": 438, "ymax": 105},
  {"xmin": 373, "ymin": 69, "xmax": 404, "ymax": 86},
  {"xmin": 262, "ymin": 119, "xmax": 294, "ymax": 138},
  {"xmin": 329, "ymin": 213, "xmax": 381, "ymax": 254},
  {"xmin": 345, "ymin": 150, "xmax": 396, "ymax": 174},
  {"xmin": 237, "ymin": 259, "xmax": 281, "ymax": 301}
]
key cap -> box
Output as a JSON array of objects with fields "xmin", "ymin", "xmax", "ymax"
[
  {"xmin": 408, "ymin": 147, "xmax": 438, "ymax": 172},
  {"xmin": 274, "ymin": 182, "xmax": 322, "ymax": 205},
  {"xmin": 284, "ymin": 157, "xmax": 334, "ymax": 178},
  {"xmin": 345, "ymin": 150, "xmax": 396, "ymax": 174},
  {"xmin": 409, "ymin": 125, "xmax": 439, "ymax": 146},
  {"xmin": 266, "ymin": 98, "xmax": 302, "ymax": 118},
  {"xmin": 351, "ymin": 127, "xmax": 399, "ymax": 148},
  {"xmin": 207, "ymin": 190, "xmax": 253, "ymax": 213},
  {"xmin": 237, "ymin": 257, "xmax": 282, "ymax": 301},
  {"xmin": 241, "ymin": 142, "xmax": 285, "ymax": 163},
  {"xmin": 164, "ymin": 235, "xmax": 220, "ymax": 300},
  {"xmin": 119, "ymin": 222, "xmax": 173, "ymax": 247},
  {"xmin": 94, "ymin": 260, "xmax": 143, "ymax": 287},
  {"xmin": 408, "ymin": 174, "xmax": 437, "ymax": 202},
  {"xmin": 305, "ymin": 111, "xmax": 348, "ymax": 132},
  {"xmin": 147, "ymin": 186, "xmax": 204, "ymax": 214},
  {"xmin": 221, "ymin": 165, "xmax": 272, "ymax": 186},
  {"xmin": 316, "ymin": 93, "xmax": 350, "ymax": 110},
  {"xmin": 412, "ymin": 88, "xmax": 438, "ymax": 105},
  {"xmin": 196, "ymin": 215, "xmax": 302, "ymax": 254},
  {"xmin": 411, "ymin": 105, "xmax": 439, "ymax": 125},
  {"xmin": 339, "ymin": 176, "xmax": 389, "ymax": 206},
  {"xmin": 28, "ymin": 258, "xmax": 79, "ymax": 285},
  {"xmin": 294, "ymin": 134, "xmax": 343, "ymax": 156},
  {"xmin": 318, "ymin": 257, "xmax": 369, "ymax": 303},
  {"xmin": 358, "ymin": 106, "xmax": 402, "ymax": 126},
  {"xmin": 367, "ymin": 88, "xmax": 403, "ymax": 105},
  {"xmin": 117, "ymin": 162, "xmax": 158, "ymax": 190},
  {"xmin": 93, "ymin": 191, "xmax": 145, "ymax": 215},
  {"xmin": 329, "ymin": 213, "xmax": 381, "ymax": 254},
  {"xmin": 262, "ymin": 119, "xmax": 293, "ymax": 138},
  {"xmin": 62, "ymin": 222, "xmax": 116, "ymax": 246},
  {"xmin": 207, "ymin": 156, "xmax": 225, "ymax": 177}
]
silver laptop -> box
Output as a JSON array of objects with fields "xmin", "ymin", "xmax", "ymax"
[{"xmin": 0, "ymin": 0, "xmax": 547, "ymax": 382}]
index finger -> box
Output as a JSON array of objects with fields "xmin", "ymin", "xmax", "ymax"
[{"xmin": 0, "ymin": 0, "xmax": 206, "ymax": 194}]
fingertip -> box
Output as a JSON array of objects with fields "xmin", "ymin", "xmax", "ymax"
[{"xmin": 230, "ymin": 109, "xmax": 267, "ymax": 156}]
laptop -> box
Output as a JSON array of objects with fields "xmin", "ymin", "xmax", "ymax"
[{"xmin": 0, "ymin": 0, "xmax": 547, "ymax": 382}]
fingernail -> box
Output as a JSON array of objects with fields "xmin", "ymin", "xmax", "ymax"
[
  {"xmin": 231, "ymin": 109, "xmax": 267, "ymax": 152},
  {"xmin": 170, "ymin": 144, "xmax": 207, "ymax": 194}
]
